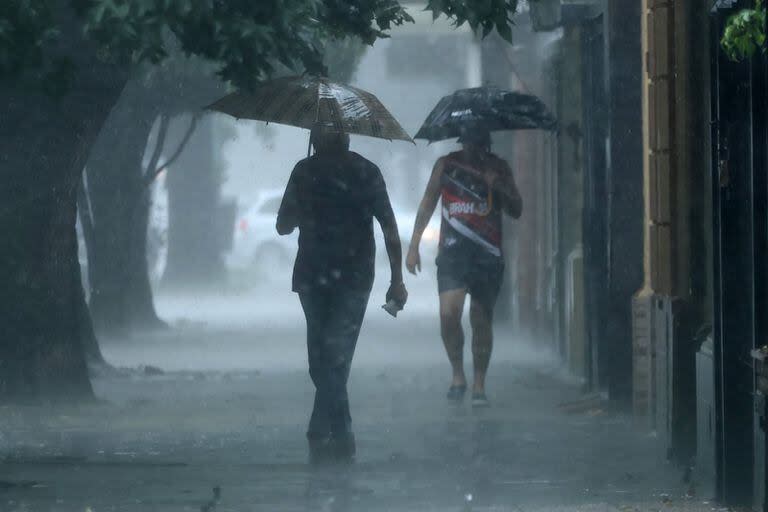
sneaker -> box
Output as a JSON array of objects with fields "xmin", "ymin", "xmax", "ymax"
[
  {"xmin": 446, "ymin": 384, "xmax": 467, "ymax": 401},
  {"xmin": 471, "ymin": 392, "xmax": 490, "ymax": 408}
]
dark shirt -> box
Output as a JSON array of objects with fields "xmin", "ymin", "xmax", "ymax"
[{"xmin": 277, "ymin": 151, "xmax": 393, "ymax": 293}]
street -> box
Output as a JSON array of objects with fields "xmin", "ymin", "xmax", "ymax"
[{"xmin": 0, "ymin": 280, "xmax": 705, "ymax": 512}]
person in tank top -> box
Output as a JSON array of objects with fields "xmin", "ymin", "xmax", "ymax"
[{"xmin": 406, "ymin": 130, "xmax": 522, "ymax": 407}]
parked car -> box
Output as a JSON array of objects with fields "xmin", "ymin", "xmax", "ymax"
[
  {"xmin": 226, "ymin": 189, "xmax": 296, "ymax": 277},
  {"xmin": 225, "ymin": 190, "xmax": 440, "ymax": 278}
]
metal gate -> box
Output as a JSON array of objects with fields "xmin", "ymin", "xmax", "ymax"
[{"xmin": 709, "ymin": 2, "xmax": 768, "ymax": 508}]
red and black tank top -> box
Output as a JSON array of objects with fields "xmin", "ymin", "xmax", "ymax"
[{"xmin": 438, "ymin": 152, "xmax": 503, "ymax": 261}]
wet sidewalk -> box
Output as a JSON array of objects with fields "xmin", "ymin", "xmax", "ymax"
[{"xmin": 0, "ymin": 301, "xmax": 707, "ymax": 511}]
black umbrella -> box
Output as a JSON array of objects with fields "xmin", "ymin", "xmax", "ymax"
[{"xmin": 414, "ymin": 86, "xmax": 557, "ymax": 142}]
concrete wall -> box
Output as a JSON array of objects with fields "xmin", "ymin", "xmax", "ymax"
[
  {"xmin": 604, "ymin": 0, "xmax": 645, "ymax": 403},
  {"xmin": 479, "ymin": 23, "xmax": 564, "ymax": 349},
  {"xmin": 478, "ymin": 11, "xmax": 599, "ymax": 382},
  {"xmin": 555, "ymin": 24, "xmax": 587, "ymax": 378},
  {"xmin": 636, "ymin": 0, "xmax": 712, "ymax": 463}
]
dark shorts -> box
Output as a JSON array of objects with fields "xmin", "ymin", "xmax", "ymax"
[{"xmin": 436, "ymin": 255, "xmax": 504, "ymax": 310}]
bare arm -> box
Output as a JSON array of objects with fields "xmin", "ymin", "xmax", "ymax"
[
  {"xmin": 494, "ymin": 161, "xmax": 523, "ymax": 219},
  {"xmin": 371, "ymin": 168, "xmax": 408, "ymax": 306},
  {"xmin": 376, "ymin": 201, "xmax": 404, "ymax": 285},
  {"xmin": 370, "ymin": 166, "xmax": 404, "ymax": 284},
  {"xmin": 406, "ymin": 158, "xmax": 444, "ymax": 274}
]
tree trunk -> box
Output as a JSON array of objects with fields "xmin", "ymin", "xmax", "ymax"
[
  {"xmin": 0, "ymin": 6, "xmax": 127, "ymax": 403},
  {"xmin": 125, "ymin": 185, "xmax": 166, "ymax": 329},
  {"xmin": 84, "ymin": 98, "xmax": 166, "ymax": 335},
  {"xmin": 162, "ymin": 117, "xmax": 228, "ymax": 289},
  {"xmin": 76, "ymin": 176, "xmax": 107, "ymax": 365},
  {"xmin": 85, "ymin": 81, "xmax": 205, "ymax": 334},
  {"xmin": 0, "ymin": 91, "xmax": 125, "ymax": 402}
]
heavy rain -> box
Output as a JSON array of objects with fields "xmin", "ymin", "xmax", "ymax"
[{"xmin": 1, "ymin": 1, "xmax": 766, "ymax": 511}]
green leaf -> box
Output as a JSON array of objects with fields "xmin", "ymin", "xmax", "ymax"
[
  {"xmin": 721, "ymin": 2, "xmax": 767, "ymax": 61},
  {"xmin": 1, "ymin": 0, "xmax": 524, "ymax": 94}
]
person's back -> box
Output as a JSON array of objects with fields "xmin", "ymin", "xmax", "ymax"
[
  {"xmin": 276, "ymin": 125, "xmax": 407, "ymax": 464},
  {"xmin": 288, "ymin": 151, "xmax": 385, "ymax": 292}
]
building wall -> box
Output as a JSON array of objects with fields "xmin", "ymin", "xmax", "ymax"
[
  {"xmin": 637, "ymin": 0, "xmax": 713, "ymax": 464},
  {"xmin": 556, "ymin": 24, "xmax": 587, "ymax": 378},
  {"xmin": 480, "ymin": 21, "xmax": 564, "ymax": 345},
  {"xmin": 479, "ymin": 8, "xmax": 606, "ymax": 381},
  {"xmin": 604, "ymin": 0, "xmax": 645, "ymax": 403}
]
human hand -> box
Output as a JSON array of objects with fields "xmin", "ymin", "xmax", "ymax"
[
  {"xmin": 405, "ymin": 246, "xmax": 421, "ymax": 275},
  {"xmin": 386, "ymin": 281, "xmax": 408, "ymax": 308},
  {"xmin": 484, "ymin": 168, "xmax": 501, "ymax": 188}
]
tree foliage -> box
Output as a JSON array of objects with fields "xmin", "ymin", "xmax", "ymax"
[
  {"xmin": 0, "ymin": 0, "xmax": 517, "ymax": 93},
  {"xmin": 0, "ymin": 0, "xmax": 410, "ymax": 91},
  {"xmin": 721, "ymin": 0, "xmax": 766, "ymax": 61},
  {"xmin": 425, "ymin": 0, "xmax": 517, "ymax": 42}
]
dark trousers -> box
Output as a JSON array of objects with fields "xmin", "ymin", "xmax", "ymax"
[{"xmin": 299, "ymin": 288, "xmax": 370, "ymax": 440}]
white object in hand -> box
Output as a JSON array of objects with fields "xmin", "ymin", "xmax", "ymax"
[{"xmin": 382, "ymin": 299, "xmax": 401, "ymax": 317}]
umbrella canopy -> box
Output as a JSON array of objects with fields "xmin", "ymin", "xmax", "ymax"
[
  {"xmin": 414, "ymin": 86, "xmax": 557, "ymax": 142},
  {"xmin": 206, "ymin": 75, "xmax": 413, "ymax": 143}
]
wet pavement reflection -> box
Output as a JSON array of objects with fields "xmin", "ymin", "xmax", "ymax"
[{"xmin": 0, "ymin": 290, "xmax": 699, "ymax": 511}]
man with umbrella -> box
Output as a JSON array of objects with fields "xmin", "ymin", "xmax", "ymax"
[
  {"xmin": 209, "ymin": 76, "xmax": 412, "ymax": 462},
  {"xmin": 406, "ymin": 87, "xmax": 555, "ymax": 407},
  {"xmin": 277, "ymin": 123, "xmax": 408, "ymax": 461}
]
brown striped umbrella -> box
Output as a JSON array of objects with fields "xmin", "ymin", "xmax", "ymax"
[{"xmin": 205, "ymin": 75, "xmax": 413, "ymax": 143}]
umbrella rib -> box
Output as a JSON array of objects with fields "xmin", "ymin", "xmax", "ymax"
[{"xmin": 283, "ymin": 88, "xmax": 316, "ymax": 128}]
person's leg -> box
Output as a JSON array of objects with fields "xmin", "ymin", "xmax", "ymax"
[
  {"xmin": 324, "ymin": 289, "xmax": 369, "ymax": 458},
  {"xmin": 469, "ymin": 296, "xmax": 494, "ymax": 395},
  {"xmin": 467, "ymin": 260, "xmax": 503, "ymax": 406},
  {"xmin": 439, "ymin": 288, "xmax": 468, "ymax": 389},
  {"xmin": 299, "ymin": 292, "xmax": 332, "ymax": 443}
]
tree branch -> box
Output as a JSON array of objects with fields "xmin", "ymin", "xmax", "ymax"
[
  {"xmin": 143, "ymin": 113, "xmax": 200, "ymax": 188},
  {"xmin": 143, "ymin": 114, "xmax": 170, "ymax": 183},
  {"xmin": 77, "ymin": 169, "xmax": 95, "ymax": 251}
]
